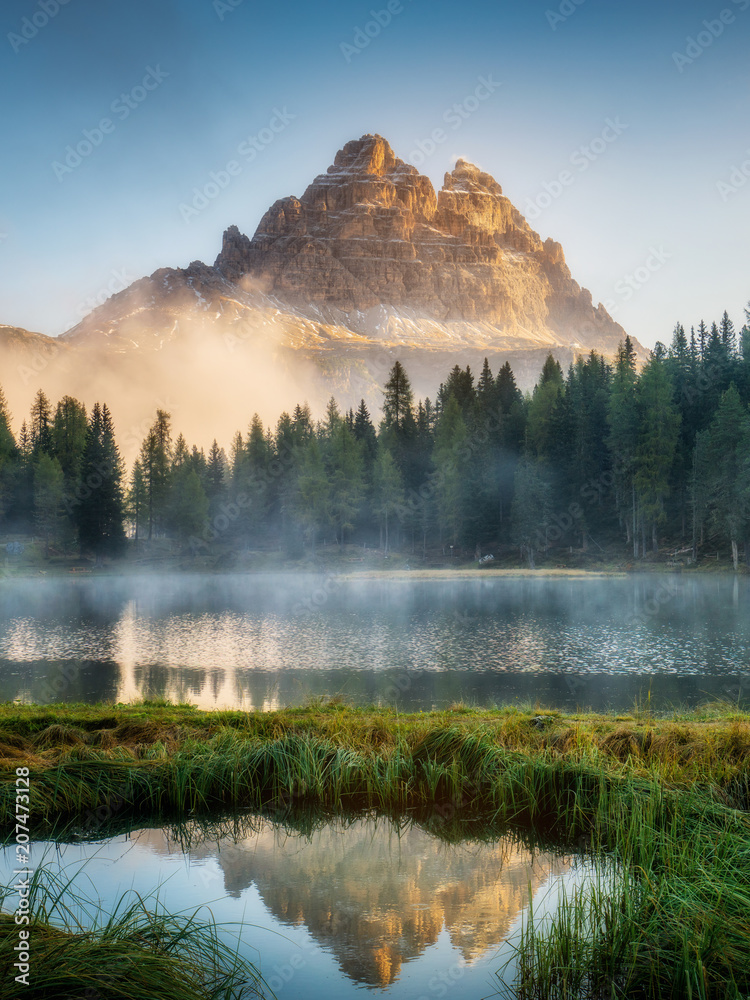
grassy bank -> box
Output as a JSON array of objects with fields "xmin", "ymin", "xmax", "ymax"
[
  {"xmin": 1, "ymin": 701, "xmax": 749, "ymax": 823},
  {"xmin": 2, "ymin": 701, "xmax": 750, "ymax": 998},
  {"xmin": 0, "ymin": 865, "xmax": 267, "ymax": 1000}
]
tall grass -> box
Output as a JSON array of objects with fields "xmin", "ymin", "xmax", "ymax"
[
  {"xmin": 502, "ymin": 780, "xmax": 750, "ymax": 1000},
  {"xmin": 2, "ymin": 704, "xmax": 750, "ymax": 998},
  {"xmin": 0, "ymin": 864, "xmax": 269, "ymax": 1000}
]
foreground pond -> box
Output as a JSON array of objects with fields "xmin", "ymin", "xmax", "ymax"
[
  {"xmin": 0, "ymin": 816, "xmax": 587, "ymax": 998},
  {"xmin": 1, "ymin": 573, "xmax": 748, "ymax": 712}
]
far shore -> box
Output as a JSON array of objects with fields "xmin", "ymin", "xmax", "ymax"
[{"xmin": 3, "ymin": 561, "xmax": 748, "ymax": 582}]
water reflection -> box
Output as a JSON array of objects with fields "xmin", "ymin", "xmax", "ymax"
[
  {"xmin": 1, "ymin": 574, "xmax": 749, "ymax": 712},
  {"xmin": 0, "ymin": 815, "xmax": 571, "ymax": 996},
  {"xmin": 141, "ymin": 816, "xmax": 568, "ymax": 987}
]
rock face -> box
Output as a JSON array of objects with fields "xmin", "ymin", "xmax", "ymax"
[{"xmin": 214, "ymin": 133, "xmax": 623, "ymax": 351}]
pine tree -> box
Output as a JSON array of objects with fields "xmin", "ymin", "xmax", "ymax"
[
  {"xmin": 703, "ymin": 385, "xmax": 750, "ymax": 570},
  {"xmin": 206, "ymin": 439, "xmax": 227, "ymax": 513},
  {"xmin": 327, "ymin": 421, "xmax": 365, "ymax": 545},
  {"xmin": 169, "ymin": 466, "xmax": 209, "ymax": 544},
  {"xmin": 126, "ymin": 460, "xmax": 147, "ymax": 544},
  {"xmin": 634, "ymin": 350, "xmax": 681, "ymax": 553},
  {"xmin": 29, "ymin": 389, "xmax": 52, "ymax": 456},
  {"xmin": 527, "ymin": 354, "xmax": 564, "ymax": 459},
  {"xmin": 607, "ymin": 337, "xmax": 640, "ymax": 554},
  {"xmin": 373, "ymin": 444, "xmax": 404, "ymax": 555},
  {"xmin": 511, "ymin": 458, "xmax": 553, "ymax": 568},
  {"xmin": 433, "ymin": 396, "xmax": 470, "ymax": 548},
  {"xmin": 235, "ymin": 414, "xmax": 273, "ymax": 543},
  {"xmin": 383, "ymin": 361, "xmax": 414, "ymax": 432},
  {"xmin": 697, "ymin": 320, "xmax": 708, "ymax": 361},
  {"xmin": 295, "ymin": 436, "xmax": 329, "ymax": 553},
  {"xmin": 0, "ymin": 386, "xmax": 15, "ymax": 462},
  {"xmin": 76, "ymin": 403, "xmax": 126, "ymax": 558},
  {"xmin": 138, "ymin": 410, "xmax": 172, "ymax": 540},
  {"xmin": 171, "ymin": 433, "xmax": 190, "ymax": 471},
  {"xmin": 353, "ymin": 399, "xmax": 377, "ymax": 464},
  {"xmin": 33, "ymin": 453, "xmax": 65, "ymax": 557},
  {"xmin": 51, "ymin": 396, "xmax": 87, "ymax": 495},
  {"xmin": 323, "ymin": 397, "xmax": 341, "ymax": 439},
  {"xmin": 477, "ymin": 357, "xmax": 495, "ymax": 401},
  {"xmin": 0, "ymin": 386, "xmax": 16, "ymax": 522},
  {"xmin": 720, "ymin": 310, "xmax": 737, "ymax": 355},
  {"xmin": 438, "ymin": 365, "xmax": 475, "ymax": 414}
]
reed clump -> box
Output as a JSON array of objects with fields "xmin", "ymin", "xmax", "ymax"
[{"xmin": 0, "ymin": 867, "xmax": 267, "ymax": 1000}]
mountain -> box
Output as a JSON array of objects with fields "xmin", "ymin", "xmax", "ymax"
[
  {"xmin": 215, "ymin": 136, "xmax": 623, "ymax": 351},
  {"xmin": 3, "ymin": 134, "xmax": 641, "ymax": 450}
]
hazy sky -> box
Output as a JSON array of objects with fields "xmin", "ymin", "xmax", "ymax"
[{"xmin": 1, "ymin": 0, "xmax": 749, "ymax": 347}]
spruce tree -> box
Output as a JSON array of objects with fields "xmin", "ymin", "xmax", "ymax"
[
  {"xmin": 138, "ymin": 410, "xmax": 172, "ymax": 540},
  {"xmin": 76, "ymin": 403, "xmax": 126, "ymax": 558},
  {"xmin": 383, "ymin": 361, "xmax": 414, "ymax": 432},
  {"xmin": 33, "ymin": 453, "xmax": 65, "ymax": 557},
  {"xmin": 373, "ymin": 444, "xmax": 404, "ymax": 554},
  {"xmin": 51, "ymin": 396, "xmax": 87, "ymax": 495},
  {"xmin": 29, "ymin": 389, "xmax": 52, "ymax": 456},
  {"xmin": 634, "ymin": 349, "xmax": 681, "ymax": 553},
  {"xmin": 353, "ymin": 399, "xmax": 377, "ymax": 464}
]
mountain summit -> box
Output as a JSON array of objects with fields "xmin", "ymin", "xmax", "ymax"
[{"xmin": 213, "ymin": 133, "xmax": 623, "ymax": 351}]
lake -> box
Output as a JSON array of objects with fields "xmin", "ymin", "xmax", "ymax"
[
  {"xmin": 1, "ymin": 572, "xmax": 748, "ymax": 712},
  {"xmin": 0, "ymin": 814, "xmax": 596, "ymax": 998}
]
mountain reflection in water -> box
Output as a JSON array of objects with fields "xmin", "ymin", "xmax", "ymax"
[{"xmin": 130, "ymin": 815, "xmax": 569, "ymax": 988}]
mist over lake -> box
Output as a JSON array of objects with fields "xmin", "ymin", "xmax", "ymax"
[{"xmin": 2, "ymin": 573, "xmax": 747, "ymax": 713}]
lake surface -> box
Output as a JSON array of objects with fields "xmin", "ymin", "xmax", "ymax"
[
  {"xmin": 0, "ymin": 815, "xmax": 588, "ymax": 998},
  {"xmin": 1, "ymin": 572, "xmax": 749, "ymax": 712}
]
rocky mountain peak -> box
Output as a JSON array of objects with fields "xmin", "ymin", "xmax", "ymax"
[
  {"xmin": 330, "ymin": 133, "xmax": 400, "ymax": 177},
  {"xmin": 211, "ymin": 134, "xmax": 623, "ymax": 345},
  {"xmin": 442, "ymin": 158, "xmax": 503, "ymax": 197}
]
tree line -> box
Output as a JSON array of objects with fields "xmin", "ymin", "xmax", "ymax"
[{"xmin": 1, "ymin": 302, "xmax": 749, "ymax": 567}]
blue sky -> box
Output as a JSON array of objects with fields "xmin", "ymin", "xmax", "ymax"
[{"xmin": 1, "ymin": 0, "xmax": 749, "ymax": 347}]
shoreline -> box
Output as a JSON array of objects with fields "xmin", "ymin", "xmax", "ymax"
[{"xmin": 4, "ymin": 563, "xmax": 743, "ymax": 581}]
